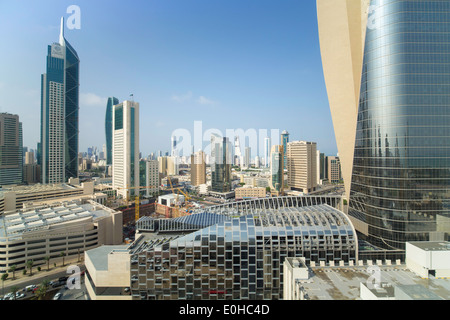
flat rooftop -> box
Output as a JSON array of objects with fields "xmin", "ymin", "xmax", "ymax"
[
  {"xmin": 0, "ymin": 183, "xmax": 79, "ymax": 197},
  {"xmin": 299, "ymin": 265, "xmax": 450, "ymax": 300},
  {"xmin": 408, "ymin": 241, "xmax": 450, "ymax": 251}
]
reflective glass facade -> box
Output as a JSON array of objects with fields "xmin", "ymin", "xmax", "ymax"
[
  {"xmin": 105, "ymin": 97, "xmax": 119, "ymax": 166},
  {"xmin": 131, "ymin": 196, "xmax": 356, "ymax": 300},
  {"xmin": 349, "ymin": 0, "xmax": 450, "ymax": 250},
  {"xmin": 0, "ymin": 114, "xmax": 23, "ymax": 186}
]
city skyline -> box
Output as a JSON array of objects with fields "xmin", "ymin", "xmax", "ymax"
[{"xmin": 0, "ymin": 0, "xmax": 338, "ymax": 158}]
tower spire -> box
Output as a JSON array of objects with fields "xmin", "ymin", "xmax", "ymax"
[{"xmin": 59, "ymin": 17, "xmax": 65, "ymax": 46}]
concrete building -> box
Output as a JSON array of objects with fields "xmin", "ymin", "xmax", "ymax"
[
  {"xmin": 327, "ymin": 156, "xmax": 341, "ymax": 184},
  {"xmin": 0, "ymin": 113, "xmax": 23, "ymax": 186},
  {"xmin": 317, "ymin": 0, "xmax": 369, "ymax": 199},
  {"xmin": 144, "ymin": 160, "xmax": 159, "ymax": 197},
  {"xmin": 191, "ymin": 151, "xmax": 206, "ymax": 186},
  {"xmin": 112, "ymin": 100, "xmax": 140, "ymax": 199},
  {"xmin": 0, "ymin": 199, "xmax": 122, "ymax": 273},
  {"xmin": 234, "ymin": 186, "xmax": 266, "ymax": 200},
  {"xmin": 406, "ymin": 242, "xmax": 450, "ymax": 279},
  {"xmin": 287, "ymin": 141, "xmax": 317, "ymax": 194}
]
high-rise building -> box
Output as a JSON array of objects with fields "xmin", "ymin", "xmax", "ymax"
[
  {"xmin": 0, "ymin": 113, "xmax": 23, "ymax": 186},
  {"xmin": 112, "ymin": 100, "xmax": 140, "ymax": 199},
  {"xmin": 287, "ymin": 141, "xmax": 317, "ymax": 194},
  {"xmin": 105, "ymin": 97, "xmax": 119, "ymax": 166},
  {"xmin": 211, "ymin": 133, "xmax": 232, "ymax": 193},
  {"xmin": 145, "ymin": 160, "xmax": 159, "ymax": 197},
  {"xmin": 234, "ymin": 135, "xmax": 243, "ymax": 167},
  {"xmin": 264, "ymin": 137, "xmax": 271, "ymax": 168},
  {"xmin": 281, "ymin": 131, "xmax": 289, "ymax": 170},
  {"xmin": 40, "ymin": 17, "xmax": 80, "ymax": 184},
  {"xmin": 191, "ymin": 151, "xmax": 206, "ymax": 186},
  {"xmin": 244, "ymin": 147, "xmax": 251, "ymax": 169},
  {"xmin": 318, "ymin": 0, "xmax": 450, "ymax": 249},
  {"xmin": 319, "ymin": 153, "xmax": 328, "ymax": 181},
  {"xmin": 270, "ymin": 145, "xmax": 284, "ymax": 196},
  {"xmin": 171, "ymin": 135, "xmax": 177, "ymax": 157},
  {"xmin": 327, "ymin": 156, "xmax": 341, "ymax": 184}
]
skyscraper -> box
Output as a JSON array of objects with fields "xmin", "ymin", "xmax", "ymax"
[
  {"xmin": 244, "ymin": 147, "xmax": 251, "ymax": 169},
  {"xmin": 281, "ymin": 130, "xmax": 289, "ymax": 170},
  {"xmin": 270, "ymin": 145, "xmax": 284, "ymax": 196},
  {"xmin": 0, "ymin": 113, "xmax": 23, "ymax": 186},
  {"xmin": 318, "ymin": 0, "xmax": 450, "ymax": 249},
  {"xmin": 40, "ymin": 17, "xmax": 80, "ymax": 184},
  {"xmin": 112, "ymin": 100, "xmax": 140, "ymax": 199},
  {"xmin": 105, "ymin": 97, "xmax": 119, "ymax": 166},
  {"xmin": 210, "ymin": 133, "xmax": 232, "ymax": 193},
  {"xmin": 287, "ymin": 141, "xmax": 317, "ymax": 194},
  {"xmin": 191, "ymin": 151, "xmax": 206, "ymax": 186},
  {"xmin": 264, "ymin": 137, "xmax": 271, "ymax": 168}
]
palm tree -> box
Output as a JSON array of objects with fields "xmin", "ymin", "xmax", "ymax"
[
  {"xmin": 9, "ymin": 286, "xmax": 18, "ymax": 300},
  {"xmin": 8, "ymin": 265, "xmax": 17, "ymax": 280},
  {"xmin": 44, "ymin": 256, "xmax": 50, "ymax": 271},
  {"xmin": 60, "ymin": 252, "xmax": 66, "ymax": 267},
  {"xmin": 26, "ymin": 260, "xmax": 34, "ymax": 276},
  {"xmin": 34, "ymin": 279, "xmax": 49, "ymax": 300},
  {"xmin": 1, "ymin": 273, "xmax": 9, "ymax": 296}
]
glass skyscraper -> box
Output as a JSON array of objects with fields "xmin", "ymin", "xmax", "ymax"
[
  {"xmin": 40, "ymin": 18, "xmax": 79, "ymax": 184},
  {"xmin": 347, "ymin": 0, "xmax": 450, "ymax": 250},
  {"xmin": 281, "ymin": 131, "xmax": 289, "ymax": 170},
  {"xmin": 105, "ymin": 97, "xmax": 119, "ymax": 166},
  {"xmin": 210, "ymin": 134, "xmax": 232, "ymax": 193}
]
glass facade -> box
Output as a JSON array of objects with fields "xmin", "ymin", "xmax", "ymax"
[
  {"xmin": 0, "ymin": 114, "xmax": 23, "ymax": 186},
  {"xmin": 211, "ymin": 134, "xmax": 232, "ymax": 193},
  {"xmin": 105, "ymin": 97, "xmax": 119, "ymax": 166},
  {"xmin": 281, "ymin": 131, "xmax": 289, "ymax": 170},
  {"xmin": 131, "ymin": 196, "xmax": 356, "ymax": 300},
  {"xmin": 349, "ymin": 0, "xmax": 450, "ymax": 250}
]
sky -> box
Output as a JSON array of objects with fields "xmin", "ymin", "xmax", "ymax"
[{"xmin": 0, "ymin": 0, "xmax": 338, "ymax": 158}]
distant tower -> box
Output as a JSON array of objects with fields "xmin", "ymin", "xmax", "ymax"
[
  {"xmin": 280, "ymin": 131, "xmax": 289, "ymax": 170},
  {"xmin": 264, "ymin": 137, "xmax": 271, "ymax": 168},
  {"xmin": 40, "ymin": 17, "xmax": 79, "ymax": 184},
  {"xmin": 105, "ymin": 97, "xmax": 119, "ymax": 166}
]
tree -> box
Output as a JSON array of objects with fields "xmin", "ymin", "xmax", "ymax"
[
  {"xmin": 9, "ymin": 286, "xmax": 18, "ymax": 300},
  {"xmin": 26, "ymin": 260, "xmax": 34, "ymax": 276},
  {"xmin": 8, "ymin": 265, "xmax": 17, "ymax": 280},
  {"xmin": 34, "ymin": 279, "xmax": 50, "ymax": 300},
  {"xmin": 1, "ymin": 273, "xmax": 8, "ymax": 296},
  {"xmin": 45, "ymin": 256, "xmax": 50, "ymax": 271},
  {"xmin": 60, "ymin": 252, "xmax": 66, "ymax": 267}
]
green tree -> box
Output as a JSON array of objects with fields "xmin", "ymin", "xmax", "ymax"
[
  {"xmin": 9, "ymin": 286, "xmax": 18, "ymax": 300},
  {"xmin": 45, "ymin": 256, "xmax": 50, "ymax": 271},
  {"xmin": 34, "ymin": 279, "xmax": 50, "ymax": 300},
  {"xmin": 8, "ymin": 265, "xmax": 17, "ymax": 280},
  {"xmin": 1, "ymin": 273, "xmax": 9, "ymax": 296},
  {"xmin": 60, "ymin": 252, "xmax": 66, "ymax": 267},
  {"xmin": 26, "ymin": 260, "xmax": 34, "ymax": 276}
]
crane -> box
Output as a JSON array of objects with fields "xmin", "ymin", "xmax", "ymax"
[
  {"xmin": 166, "ymin": 176, "xmax": 193, "ymax": 218},
  {"xmin": 116, "ymin": 185, "xmax": 158, "ymax": 222}
]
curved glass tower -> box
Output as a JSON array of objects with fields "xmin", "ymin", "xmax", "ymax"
[
  {"xmin": 105, "ymin": 97, "xmax": 119, "ymax": 166},
  {"xmin": 348, "ymin": 0, "xmax": 450, "ymax": 249}
]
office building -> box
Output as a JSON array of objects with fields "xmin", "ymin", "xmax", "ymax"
[
  {"xmin": 105, "ymin": 97, "xmax": 119, "ymax": 166},
  {"xmin": 210, "ymin": 134, "xmax": 232, "ymax": 193},
  {"xmin": 0, "ymin": 113, "xmax": 23, "ymax": 186},
  {"xmin": 244, "ymin": 147, "xmax": 251, "ymax": 169},
  {"xmin": 171, "ymin": 135, "xmax": 177, "ymax": 157},
  {"xmin": 318, "ymin": 0, "xmax": 450, "ymax": 250},
  {"xmin": 40, "ymin": 17, "xmax": 79, "ymax": 184},
  {"xmin": 145, "ymin": 160, "xmax": 159, "ymax": 197},
  {"xmin": 235, "ymin": 186, "xmax": 266, "ymax": 200},
  {"xmin": 191, "ymin": 151, "xmax": 206, "ymax": 186},
  {"xmin": 319, "ymin": 153, "xmax": 328, "ymax": 181},
  {"xmin": 264, "ymin": 137, "xmax": 271, "ymax": 168},
  {"xmin": 112, "ymin": 100, "xmax": 140, "ymax": 199},
  {"xmin": 287, "ymin": 141, "xmax": 317, "ymax": 194},
  {"xmin": 270, "ymin": 145, "xmax": 284, "ymax": 196},
  {"xmin": 281, "ymin": 131, "xmax": 289, "ymax": 170},
  {"xmin": 327, "ymin": 156, "xmax": 341, "ymax": 184}
]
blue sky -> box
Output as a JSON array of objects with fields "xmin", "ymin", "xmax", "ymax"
[{"xmin": 0, "ymin": 0, "xmax": 337, "ymax": 158}]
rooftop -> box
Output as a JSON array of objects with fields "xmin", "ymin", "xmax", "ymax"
[{"xmin": 408, "ymin": 241, "xmax": 450, "ymax": 251}]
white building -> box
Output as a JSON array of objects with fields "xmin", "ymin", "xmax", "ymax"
[
  {"xmin": 264, "ymin": 137, "xmax": 271, "ymax": 168},
  {"xmin": 112, "ymin": 101, "xmax": 139, "ymax": 199},
  {"xmin": 406, "ymin": 241, "xmax": 450, "ymax": 279}
]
